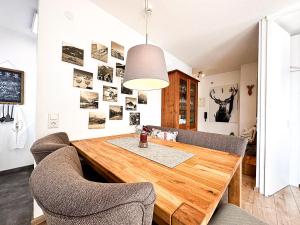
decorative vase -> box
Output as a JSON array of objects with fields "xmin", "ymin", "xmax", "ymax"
[{"xmin": 139, "ymin": 131, "xmax": 148, "ymax": 148}]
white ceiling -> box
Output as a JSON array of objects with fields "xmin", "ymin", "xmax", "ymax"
[
  {"xmin": 0, "ymin": 0, "xmax": 38, "ymax": 38},
  {"xmin": 91, "ymin": 0, "xmax": 300, "ymax": 75},
  {"xmin": 275, "ymin": 9, "xmax": 300, "ymax": 35}
]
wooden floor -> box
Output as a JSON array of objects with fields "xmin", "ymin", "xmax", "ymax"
[
  {"xmin": 242, "ymin": 175, "xmax": 300, "ymax": 225},
  {"xmin": 32, "ymin": 175, "xmax": 300, "ymax": 225}
]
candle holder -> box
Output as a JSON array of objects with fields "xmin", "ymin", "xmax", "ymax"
[{"xmin": 139, "ymin": 131, "xmax": 148, "ymax": 148}]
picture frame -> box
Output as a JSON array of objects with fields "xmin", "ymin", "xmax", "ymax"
[
  {"xmin": 73, "ymin": 68, "xmax": 93, "ymax": 90},
  {"xmin": 111, "ymin": 41, "xmax": 124, "ymax": 60},
  {"xmin": 0, "ymin": 67, "xmax": 24, "ymax": 104},
  {"xmin": 62, "ymin": 42, "xmax": 84, "ymax": 66},
  {"xmin": 91, "ymin": 41, "xmax": 108, "ymax": 63},
  {"xmin": 125, "ymin": 97, "xmax": 137, "ymax": 111}
]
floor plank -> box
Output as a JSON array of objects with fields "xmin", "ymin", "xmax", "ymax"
[
  {"xmin": 291, "ymin": 186, "xmax": 300, "ymax": 212},
  {"xmin": 243, "ymin": 175, "xmax": 300, "ymax": 225}
]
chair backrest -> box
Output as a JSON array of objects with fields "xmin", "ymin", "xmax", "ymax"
[
  {"xmin": 147, "ymin": 125, "xmax": 248, "ymax": 156},
  {"xmin": 30, "ymin": 132, "xmax": 70, "ymax": 164},
  {"xmin": 30, "ymin": 146, "xmax": 156, "ymax": 225}
]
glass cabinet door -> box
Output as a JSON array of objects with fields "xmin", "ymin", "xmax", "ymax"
[
  {"xmin": 179, "ymin": 79, "xmax": 187, "ymax": 126},
  {"xmin": 190, "ymin": 82, "xmax": 196, "ymax": 129}
]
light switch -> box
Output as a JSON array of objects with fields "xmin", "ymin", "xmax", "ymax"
[{"xmin": 48, "ymin": 113, "xmax": 59, "ymax": 129}]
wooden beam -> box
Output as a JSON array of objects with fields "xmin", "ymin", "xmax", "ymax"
[{"xmin": 31, "ymin": 215, "xmax": 46, "ymax": 225}]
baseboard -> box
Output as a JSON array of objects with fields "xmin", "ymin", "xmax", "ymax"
[{"xmin": 0, "ymin": 164, "xmax": 34, "ymax": 176}]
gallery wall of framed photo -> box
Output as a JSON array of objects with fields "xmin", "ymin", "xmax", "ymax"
[
  {"xmin": 71, "ymin": 39, "xmax": 146, "ymax": 130},
  {"xmin": 36, "ymin": 0, "xmax": 192, "ymax": 141}
]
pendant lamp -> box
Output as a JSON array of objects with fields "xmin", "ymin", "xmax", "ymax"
[{"xmin": 123, "ymin": 0, "xmax": 169, "ymax": 91}]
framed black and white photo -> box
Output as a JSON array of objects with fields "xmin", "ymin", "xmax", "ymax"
[
  {"xmin": 121, "ymin": 79, "xmax": 133, "ymax": 95},
  {"xmin": 103, "ymin": 86, "xmax": 118, "ymax": 102},
  {"xmin": 62, "ymin": 42, "xmax": 84, "ymax": 66},
  {"xmin": 73, "ymin": 68, "xmax": 93, "ymax": 89},
  {"xmin": 98, "ymin": 65, "xmax": 113, "ymax": 83},
  {"xmin": 80, "ymin": 91, "xmax": 98, "ymax": 109},
  {"xmin": 0, "ymin": 67, "xmax": 24, "ymax": 104},
  {"xmin": 138, "ymin": 91, "xmax": 147, "ymax": 104},
  {"xmin": 109, "ymin": 105, "xmax": 123, "ymax": 120},
  {"xmin": 111, "ymin": 41, "xmax": 124, "ymax": 60},
  {"xmin": 125, "ymin": 97, "xmax": 137, "ymax": 111},
  {"xmin": 91, "ymin": 42, "xmax": 108, "ymax": 63},
  {"xmin": 129, "ymin": 112, "xmax": 140, "ymax": 125},
  {"xmin": 88, "ymin": 112, "xmax": 105, "ymax": 129},
  {"xmin": 116, "ymin": 63, "xmax": 125, "ymax": 77},
  {"xmin": 209, "ymin": 84, "xmax": 239, "ymax": 123}
]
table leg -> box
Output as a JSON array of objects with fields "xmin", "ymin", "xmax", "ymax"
[{"xmin": 228, "ymin": 163, "xmax": 242, "ymax": 207}]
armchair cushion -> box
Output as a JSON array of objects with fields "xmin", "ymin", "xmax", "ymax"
[{"xmin": 209, "ymin": 204, "xmax": 267, "ymax": 225}]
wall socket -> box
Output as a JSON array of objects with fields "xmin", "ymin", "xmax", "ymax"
[{"xmin": 48, "ymin": 113, "xmax": 59, "ymax": 129}]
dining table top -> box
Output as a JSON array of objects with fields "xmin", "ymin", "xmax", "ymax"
[{"xmin": 71, "ymin": 134, "xmax": 242, "ymax": 225}]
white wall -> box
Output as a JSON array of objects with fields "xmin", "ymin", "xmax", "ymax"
[
  {"xmin": 240, "ymin": 63, "xmax": 258, "ymax": 134},
  {"xmin": 0, "ymin": 27, "xmax": 36, "ymax": 171},
  {"xmin": 291, "ymin": 34, "xmax": 300, "ymax": 67},
  {"xmin": 198, "ymin": 70, "xmax": 240, "ymax": 135},
  {"xmin": 290, "ymin": 34, "xmax": 300, "ymax": 186},
  {"xmin": 35, "ymin": 0, "xmax": 191, "ymax": 217},
  {"xmin": 37, "ymin": 0, "xmax": 192, "ymax": 141}
]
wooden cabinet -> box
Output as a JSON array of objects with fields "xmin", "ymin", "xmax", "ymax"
[{"xmin": 161, "ymin": 70, "xmax": 199, "ymax": 130}]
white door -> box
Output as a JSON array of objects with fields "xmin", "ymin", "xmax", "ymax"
[{"xmin": 257, "ymin": 18, "xmax": 291, "ymax": 196}]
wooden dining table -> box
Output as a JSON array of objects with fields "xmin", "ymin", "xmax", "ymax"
[{"xmin": 71, "ymin": 134, "xmax": 242, "ymax": 225}]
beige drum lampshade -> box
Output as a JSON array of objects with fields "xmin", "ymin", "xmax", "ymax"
[{"xmin": 123, "ymin": 44, "xmax": 169, "ymax": 90}]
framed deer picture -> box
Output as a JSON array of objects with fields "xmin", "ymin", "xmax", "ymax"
[{"xmin": 209, "ymin": 84, "xmax": 239, "ymax": 123}]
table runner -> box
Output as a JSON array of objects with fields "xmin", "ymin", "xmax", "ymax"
[{"xmin": 107, "ymin": 137, "xmax": 195, "ymax": 168}]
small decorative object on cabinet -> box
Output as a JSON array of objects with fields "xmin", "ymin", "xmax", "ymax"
[{"xmin": 161, "ymin": 69, "xmax": 199, "ymax": 130}]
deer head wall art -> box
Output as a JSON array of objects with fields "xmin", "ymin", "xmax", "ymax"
[
  {"xmin": 209, "ymin": 85, "xmax": 239, "ymax": 123},
  {"xmin": 247, "ymin": 85, "xmax": 255, "ymax": 96}
]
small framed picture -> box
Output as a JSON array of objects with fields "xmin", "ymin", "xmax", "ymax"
[
  {"xmin": 91, "ymin": 41, "xmax": 108, "ymax": 63},
  {"xmin": 98, "ymin": 65, "xmax": 113, "ymax": 83},
  {"xmin": 111, "ymin": 41, "xmax": 124, "ymax": 60},
  {"xmin": 73, "ymin": 68, "xmax": 93, "ymax": 89},
  {"xmin": 62, "ymin": 42, "xmax": 84, "ymax": 66},
  {"xmin": 129, "ymin": 112, "xmax": 140, "ymax": 125},
  {"xmin": 125, "ymin": 97, "xmax": 137, "ymax": 111},
  {"xmin": 80, "ymin": 91, "xmax": 98, "ymax": 109},
  {"xmin": 103, "ymin": 86, "xmax": 118, "ymax": 102},
  {"xmin": 116, "ymin": 63, "xmax": 125, "ymax": 78},
  {"xmin": 138, "ymin": 91, "xmax": 147, "ymax": 104},
  {"xmin": 109, "ymin": 105, "xmax": 123, "ymax": 120},
  {"xmin": 88, "ymin": 112, "xmax": 106, "ymax": 129}
]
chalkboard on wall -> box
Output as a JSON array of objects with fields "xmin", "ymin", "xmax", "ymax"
[{"xmin": 0, "ymin": 67, "xmax": 24, "ymax": 104}]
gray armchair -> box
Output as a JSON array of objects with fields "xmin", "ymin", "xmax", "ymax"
[
  {"xmin": 29, "ymin": 146, "xmax": 156, "ymax": 225},
  {"xmin": 30, "ymin": 132, "xmax": 70, "ymax": 164}
]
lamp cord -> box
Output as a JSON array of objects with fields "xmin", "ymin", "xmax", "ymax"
[{"xmin": 145, "ymin": 0, "xmax": 151, "ymax": 44}]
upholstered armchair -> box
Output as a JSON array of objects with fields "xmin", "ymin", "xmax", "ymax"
[
  {"xmin": 30, "ymin": 132, "xmax": 70, "ymax": 164},
  {"xmin": 29, "ymin": 146, "xmax": 156, "ymax": 225}
]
